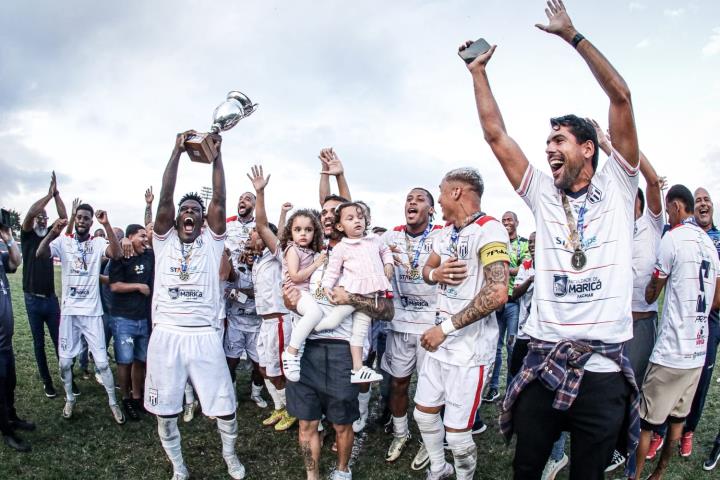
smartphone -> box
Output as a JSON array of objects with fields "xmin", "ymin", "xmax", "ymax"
[
  {"xmin": 0, "ymin": 208, "xmax": 11, "ymax": 228},
  {"xmin": 458, "ymin": 38, "xmax": 491, "ymax": 64}
]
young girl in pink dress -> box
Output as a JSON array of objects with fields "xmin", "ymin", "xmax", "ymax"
[{"xmin": 317, "ymin": 202, "xmax": 394, "ymax": 383}]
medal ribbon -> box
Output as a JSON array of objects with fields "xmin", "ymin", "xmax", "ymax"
[
  {"xmin": 450, "ymin": 212, "xmax": 483, "ymax": 255},
  {"xmin": 180, "ymin": 241, "xmax": 194, "ymax": 275},
  {"xmin": 75, "ymin": 237, "xmax": 88, "ymax": 271},
  {"xmin": 560, "ymin": 191, "xmax": 589, "ymax": 253},
  {"xmin": 408, "ymin": 224, "xmax": 433, "ymax": 269}
]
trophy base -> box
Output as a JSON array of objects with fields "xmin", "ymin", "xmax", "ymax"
[{"xmin": 184, "ymin": 133, "xmax": 218, "ymax": 164}]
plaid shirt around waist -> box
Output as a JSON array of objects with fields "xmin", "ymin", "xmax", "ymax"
[{"xmin": 499, "ymin": 338, "xmax": 640, "ymax": 478}]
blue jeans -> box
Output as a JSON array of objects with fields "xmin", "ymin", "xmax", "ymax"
[
  {"xmin": 550, "ymin": 431, "xmax": 568, "ymax": 461},
  {"xmin": 23, "ymin": 293, "xmax": 60, "ymax": 384},
  {"xmin": 111, "ymin": 317, "xmax": 149, "ymax": 364},
  {"xmin": 490, "ymin": 301, "xmax": 519, "ymax": 390}
]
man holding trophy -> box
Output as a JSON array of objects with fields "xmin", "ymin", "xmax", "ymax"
[{"xmin": 144, "ymin": 91, "xmax": 256, "ymax": 480}]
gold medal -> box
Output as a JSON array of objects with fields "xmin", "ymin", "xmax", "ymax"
[
  {"xmin": 408, "ymin": 267, "xmax": 421, "ymax": 280},
  {"xmin": 179, "ymin": 271, "xmax": 190, "ymax": 281},
  {"xmin": 571, "ymin": 250, "xmax": 587, "ymax": 271}
]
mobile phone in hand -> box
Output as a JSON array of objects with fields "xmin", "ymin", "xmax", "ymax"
[{"xmin": 459, "ymin": 38, "xmax": 491, "ymax": 64}]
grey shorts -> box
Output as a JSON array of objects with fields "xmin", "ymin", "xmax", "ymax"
[{"xmin": 286, "ymin": 339, "xmax": 359, "ymax": 425}]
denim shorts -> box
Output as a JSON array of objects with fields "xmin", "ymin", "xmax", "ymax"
[{"xmin": 111, "ymin": 316, "xmax": 149, "ymax": 364}]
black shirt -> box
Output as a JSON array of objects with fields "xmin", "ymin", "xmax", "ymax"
[
  {"xmin": 108, "ymin": 250, "xmax": 154, "ymax": 320},
  {"xmin": 0, "ymin": 252, "xmax": 16, "ymax": 352},
  {"xmin": 21, "ymin": 229, "xmax": 55, "ymax": 296}
]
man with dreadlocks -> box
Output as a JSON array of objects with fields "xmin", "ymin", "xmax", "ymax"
[{"xmin": 144, "ymin": 131, "xmax": 245, "ymax": 480}]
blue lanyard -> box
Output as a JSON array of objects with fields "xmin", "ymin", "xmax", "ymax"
[
  {"xmin": 450, "ymin": 212, "xmax": 483, "ymax": 255},
  {"xmin": 410, "ymin": 224, "xmax": 433, "ymax": 269},
  {"xmin": 576, "ymin": 198, "xmax": 588, "ymax": 248}
]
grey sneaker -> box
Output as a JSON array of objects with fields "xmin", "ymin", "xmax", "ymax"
[
  {"xmin": 183, "ymin": 401, "xmax": 198, "ymax": 423},
  {"xmin": 425, "ymin": 462, "xmax": 454, "ymax": 480},
  {"xmin": 62, "ymin": 400, "xmax": 75, "ymax": 419},
  {"xmin": 170, "ymin": 465, "xmax": 189, "ymax": 480},
  {"xmin": 224, "ymin": 455, "xmax": 246, "ymax": 480},
  {"xmin": 330, "ymin": 467, "xmax": 352, "ymax": 480},
  {"xmin": 541, "ymin": 453, "xmax": 568, "ymax": 480},
  {"xmin": 110, "ymin": 404, "xmax": 126, "ymax": 425}
]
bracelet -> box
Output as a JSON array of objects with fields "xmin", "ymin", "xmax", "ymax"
[
  {"xmin": 440, "ymin": 319, "xmax": 456, "ymax": 335},
  {"xmin": 6, "ymin": 238, "xmax": 14, "ymax": 248},
  {"xmin": 429, "ymin": 268, "xmax": 437, "ymax": 283},
  {"xmin": 571, "ymin": 32, "xmax": 585, "ymax": 49}
]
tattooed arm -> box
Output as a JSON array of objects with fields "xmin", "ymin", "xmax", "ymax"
[
  {"xmin": 421, "ymin": 259, "xmax": 509, "ymax": 352},
  {"xmin": 327, "ymin": 286, "xmax": 395, "ymax": 321},
  {"xmin": 645, "ymin": 274, "xmax": 667, "ymax": 305}
]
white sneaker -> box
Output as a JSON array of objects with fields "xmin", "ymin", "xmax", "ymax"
[
  {"xmin": 110, "ymin": 404, "xmax": 126, "ymax": 425},
  {"xmin": 411, "ymin": 443, "xmax": 430, "ymax": 471},
  {"xmin": 250, "ymin": 393, "xmax": 267, "ymax": 409},
  {"xmin": 352, "ymin": 414, "xmax": 367, "ymax": 433},
  {"xmin": 183, "ymin": 401, "xmax": 198, "ymax": 423},
  {"xmin": 330, "ymin": 468, "xmax": 352, "ymax": 480},
  {"xmin": 62, "ymin": 400, "xmax": 75, "ymax": 419},
  {"xmin": 350, "ymin": 366, "xmax": 383, "ymax": 384},
  {"xmin": 426, "ymin": 462, "xmax": 454, "ymax": 480},
  {"xmin": 386, "ymin": 433, "xmax": 411, "ymax": 462},
  {"xmin": 541, "ymin": 453, "xmax": 568, "ymax": 480},
  {"xmin": 281, "ymin": 349, "xmax": 302, "ymax": 382},
  {"xmin": 171, "ymin": 465, "xmax": 189, "ymax": 480},
  {"xmin": 224, "ymin": 455, "xmax": 246, "ymax": 480}
]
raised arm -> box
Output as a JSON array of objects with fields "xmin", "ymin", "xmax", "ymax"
[
  {"xmin": 0, "ymin": 226, "xmax": 21, "ymax": 270},
  {"xmin": 96, "ymin": 210, "xmax": 121, "ymax": 260},
  {"xmin": 206, "ymin": 134, "xmax": 226, "ymax": 235},
  {"xmin": 318, "ymin": 148, "xmax": 351, "ymax": 205},
  {"xmin": 278, "ymin": 202, "xmax": 292, "ymax": 236},
  {"xmin": 462, "ymin": 44, "xmax": 530, "ymax": 190},
  {"xmin": 246, "ymin": 165, "xmax": 279, "ymax": 254},
  {"xmin": 22, "ymin": 172, "xmax": 60, "ymax": 231},
  {"xmin": 155, "ymin": 131, "xmax": 194, "ymax": 236},
  {"xmin": 639, "ymin": 151, "xmax": 662, "ymax": 216},
  {"xmin": 536, "ymin": 0, "xmax": 638, "ymax": 166},
  {"xmin": 36, "ymin": 218, "xmax": 68, "ymax": 258},
  {"xmin": 65, "ymin": 198, "xmax": 80, "ymax": 236},
  {"xmin": 144, "ymin": 186, "xmax": 154, "ymax": 225}
]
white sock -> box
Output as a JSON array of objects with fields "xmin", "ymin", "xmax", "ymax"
[
  {"xmin": 96, "ymin": 363, "xmax": 118, "ymax": 406},
  {"xmin": 251, "ymin": 382, "xmax": 263, "ymax": 398},
  {"xmin": 277, "ymin": 388, "xmax": 287, "ymax": 409},
  {"xmin": 216, "ymin": 416, "xmax": 238, "ymax": 458},
  {"xmin": 184, "ymin": 382, "xmax": 195, "ymax": 404},
  {"xmin": 265, "ymin": 379, "xmax": 282, "ymax": 410},
  {"xmin": 157, "ymin": 416, "xmax": 186, "ymax": 473},
  {"xmin": 414, "ymin": 408, "xmax": 446, "ymax": 474},
  {"xmin": 393, "ymin": 414, "xmax": 409, "ymax": 437},
  {"xmin": 358, "ymin": 391, "xmax": 371, "ymax": 421},
  {"xmin": 446, "ymin": 431, "xmax": 477, "ymax": 480},
  {"xmin": 59, "ymin": 357, "xmax": 75, "ymax": 402}
]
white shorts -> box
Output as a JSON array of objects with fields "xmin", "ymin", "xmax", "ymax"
[
  {"xmin": 59, "ymin": 314, "xmax": 108, "ymax": 364},
  {"xmin": 144, "ymin": 324, "xmax": 236, "ymax": 417},
  {"xmin": 381, "ymin": 330, "xmax": 427, "ymax": 379},
  {"xmin": 414, "ymin": 355, "xmax": 488, "ymax": 430},
  {"xmin": 224, "ymin": 327, "xmax": 259, "ymax": 362},
  {"xmin": 257, "ymin": 316, "xmax": 292, "ymax": 378}
]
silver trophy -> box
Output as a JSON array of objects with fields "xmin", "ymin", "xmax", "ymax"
[{"xmin": 185, "ymin": 91, "xmax": 258, "ymax": 163}]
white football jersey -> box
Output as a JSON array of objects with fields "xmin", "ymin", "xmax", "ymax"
[
  {"xmin": 632, "ymin": 209, "xmax": 664, "ymax": 312},
  {"xmin": 382, "ymin": 224, "xmax": 444, "ymax": 335},
  {"xmin": 225, "ymin": 216, "xmax": 255, "ymax": 264},
  {"xmin": 430, "ymin": 215, "xmax": 508, "ymax": 367},
  {"xmin": 252, "ymin": 244, "xmax": 289, "ymax": 316},
  {"xmin": 516, "ymin": 149, "xmax": 639, "ymax": 345},
  {"xmin": 514, "ymin": 259, "xmax": 535, "ymax": 341},
  {"xmin": 50, "ymin": 235, "xmax": 108, "ymax": 317},
  {"xmin": 152, "ymin": 227, "xmax": 226, "ymax": 327},
  {"xmin": 226, "ymin": 264, "xmax": 261, "ymax": 332},
  {"xmin": 650, "ymin": 221, "xmax": 720, "ymax": 369}
]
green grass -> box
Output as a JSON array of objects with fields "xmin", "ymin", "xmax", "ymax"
[{"xmin": 0, "ymin": 268, "xmax": 717, "ymax": 479}]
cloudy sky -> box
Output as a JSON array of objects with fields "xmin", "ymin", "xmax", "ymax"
[{"xmin": 1, "ymin": 0, "xmax": 719, "ymax": 233}]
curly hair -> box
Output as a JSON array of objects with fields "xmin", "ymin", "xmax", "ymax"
[
  {"xmin": 280, "ymin": 209, "xmax": 324, "ymax": 253},
  {"xmin": 178, "ymin": 192, "xmax": 206, "ymax": 215},
  {"xmin": 332, "ymin": 202, "xmax": 368, "ymax": 240}
]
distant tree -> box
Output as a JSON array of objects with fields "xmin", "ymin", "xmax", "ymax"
[{"xmin": 1, "ymin": 208, "xmax": 22, "ymax": 239}]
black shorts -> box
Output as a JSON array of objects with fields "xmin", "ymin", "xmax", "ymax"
[{"xmin": 286, "ymin": 339, "xmax": 359, "ymax": 425}]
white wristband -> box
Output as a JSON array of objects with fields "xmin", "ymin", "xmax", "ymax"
[
  {"xmin": 440, "ymin": 319, "xmax": 456, "ymax": 335},
  {"xmin": 429, "ymin": 268, "xmax": 437, "ymax": 283}
]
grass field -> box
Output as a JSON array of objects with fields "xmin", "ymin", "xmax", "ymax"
[{"xmin": 0, "ymin": 267, "xmax": 718, "ymax": 479}]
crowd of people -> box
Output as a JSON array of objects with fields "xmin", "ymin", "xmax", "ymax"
[{"xmin": 2, "ymin": 2, "xmax": 720, "ymax": 480}]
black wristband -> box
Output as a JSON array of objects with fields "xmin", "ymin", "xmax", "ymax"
[{"xmin": 571, "ymin": 33, "xmax": 585, "ymax": 49}]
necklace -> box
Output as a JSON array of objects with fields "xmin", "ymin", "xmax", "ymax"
[
  {"xmin": 179, "ymin": 240, "xmax": 194, "ymax": 281},
  {"xmin": 405, "ymin": 224, "xmax": 432, "ymax": 280}
]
